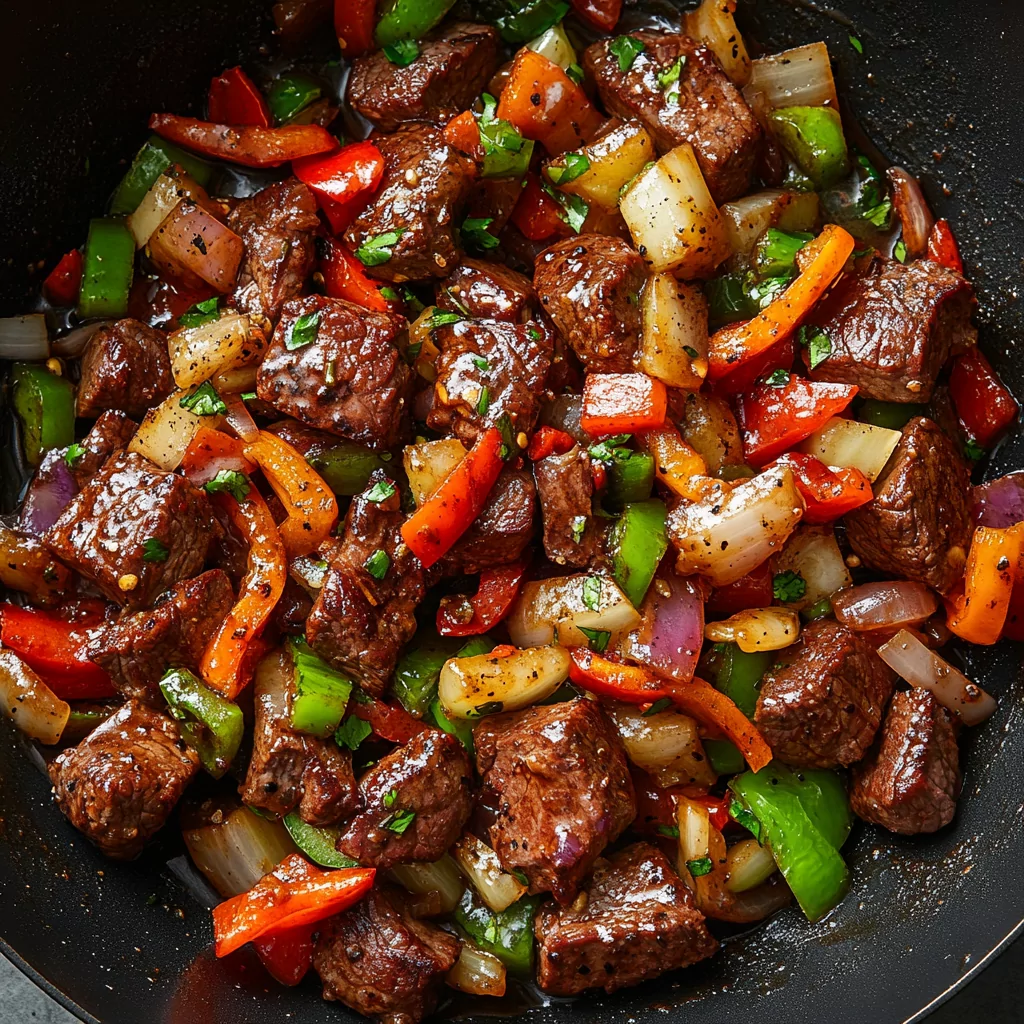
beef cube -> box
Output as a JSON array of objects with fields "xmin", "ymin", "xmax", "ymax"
[
  {"xmin": 851, "ymin": 689, "xmax": 961, "ymax": 835},
  {"xmin": 344, "ymin": 123, "xmax": 475, "ymax": 282},
  {"xmin": 313, "ymin": 885, "xmax": 460, "ymax": 1024},
  {"xmin": 307, "ymin": 470, "xmax": 424, "ymax": 694},
  {"xmin": 534, "ymin": 234, "xmax": 646, "ymax": 373},
  {"xmin": 845, "ymin": 417, "xmax": 973, "ymax": 594},
  {"xmin": 49, "ymin": 700, "xmax": 199, "ymax": 860},
  {"xmin": 76, "ymin": 318, "xmax": 174, "ymax": 420},
  {"xmin": 427, "ymin": 317, "xmax": 555, "ymax": 445},
  {"xmin": 69, "ymin": 410, "xmax": 138, "ymax": 486},
  {"xmin": 583, "ymin": 31, "xmax": 762, "ymax": 203},
  {"xmin": 338, "ymin": 729, "xmax": 473, "ymax": 867},
  {"xmin": 534, "ymin": 446, "xmax": 607, "ymax": 568},
  {"xmin": 535, "ymin": 842, "xmax": 717, "ymax": 995},
  {"xmin": 467, "ymin": 175, "xmax": 524, "ymax": 237},
  {"xmin": 475, "ymin": 698, "xmax": 636, "ymax": 904},
  {"xmin": 44, "ymin": 451, "xmax": 218, "ymax": 610},
  {"xmin": 435, "ymin": 259, "xmax": 538, "ymax": 323},
  {"xmin": 256, "ymin": 295, "xmax": 412, "ymax": 451},
  {"xmin": 348, "ymin": 22, "xmax": 500, "ymax": 131},
  {"xmin": 806, "ymin": 258, "xmax": 976, "ymax": 402},
  {"xmin": 755, "ymin": 618, "xmax": 896, "ymax": 769},
  {"xmin": 228, "ymin": 177, "xmax": 320, "ymax": 324},
  {"xmin": 84, "ymin": 569, "xmax": 233, "ymax": 706}
]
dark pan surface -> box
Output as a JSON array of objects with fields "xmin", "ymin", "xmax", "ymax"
[{"xmin": 0, "ymin": 1, "xmax": 1022, "ymax": 1021}]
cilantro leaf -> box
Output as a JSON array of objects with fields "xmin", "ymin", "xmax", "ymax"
[
  {"xmin": 765, "ymin": 369, "xmax": 790, "ymax": 387},
  {"xmin": 657, "ymin": 824, "xmax": 680, "ymax": 838},
  {"xmin": 365, "ymin": 479, "xmax": 396, "ymax": 503},
  {"xmin": 582, "ymin": 575, "xmax": 602, "ymax": 611},
  {"xmin": 643, "ymin": 697, "xmax": 674, "ymax": 717},
  {"xmin": 773, "ymin": 569, "xmax": 807, "ymax": 602},
  {"xmin": 286, "ymin": 310, "xmax": 321, "ymax": 351},
  {"xmin": 461, "ymin": 216, "xmax": 500, "ymax": 254},
  {"xmin": 383, "ymin": 808, "xmax": 416, "ymax": 834},
  {"xmin": 179, "ymin": 380, "xmax": 227, "ymax": 416},
  {"xmin": 204, "ymin": 470, "xmax": 250, "ymax": 501},
  {"xmin": 797, "ymin": 324, "xmax": 832, "ymax": 370},
  {"xmin": 178, "ymin": 296, "xmax": 221, "ymax": 329},
  {"xmin": 964, "ymin": 437, "xmax": 985, "ymax": 462},
  {"xmin": 64, "ymin": 442, "xmax": 86, "ymax": 468},
  {"xmin": 547, "ymin": 152, "xmax": 590, "ymax": 186},
  {"xmin": 383, "ymin": 39, "xmax": 419, "ymax": 66},
  {"xmin": 355, "ymin": 229, "xmax": 406, "ymax": 267},
  {"xmin": 577, "ymin": 626, "xmax": 611, "ymax": 652},
  {"xmin": 893, "ymin": 239, "xmax": 908, "ymax": 264},
  {"xmin": 570, "ymin": 515, "xmax": 587, "ymax": 544},
  {"xmin": 364, "ymin": 548, "xmax": 390, "ymax": 580},
  {"xmin": 609, "ymin": 34, "xmax": 645, "ymax": 72},
  {"xmin": 849, "ymin": 34, "xmax": 864, "ymax": 54},
  {"xmin": 335, "ymin": 715, "xmax": 372, "ymax": 751},
  {"xmin": 686, "ymin": 856, "xmax": 713, "ymax": 877},
  {"xmin": 587, "ymin": 434, "xmax": 632, "ymax": 464},
  {"xmin": 142, "ymin": 538, "xmax": 169, "ymax": 562},
  {"xmin": 540, "ymin": 179, "xmax": 588, "ymax": 233}
]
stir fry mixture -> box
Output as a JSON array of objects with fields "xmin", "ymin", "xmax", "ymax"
[{"xmin": 2, "ymin": 0, "xmax": 1021, "ymax": 1016}]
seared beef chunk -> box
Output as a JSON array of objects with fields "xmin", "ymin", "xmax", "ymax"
[
  {"xmin": 534, "ymin": 235, "xmax": 646, "ymax": 373},
  {"xmin": 49, "ymin": 700, "xmax": 199, "ymax": 860},
  {"xmin": 256, "ymin": 295, "xmax": 412, "ymax": 451},
  {"xmin": 69, "ymin": 410, "xmax": 138, "ymax": 486},
  {"xmin": 583, "ymin": 32, "xmax": 761, "ymax": 203},
  {"xmin": 475, "ymin": 698, "xmax": 635, "ymax": 904},
  {"xmin": 845, "ymin": 417, "xmax": 972, "ymax": 594},
  {"xmin": 348, "ymin": 22, "xmax": 500, "ymax": 131},
  {"xmin": 534, "ymin": 446, "xmax": 606, "ymax": 568},
  {"xmin": 44, "ymin": 451, "xmax": 218, "ymax": 610},
  {"xmin": 85, "ymin": 569, "xmax": 233, "ymax": 706},
  {"xmin": 435, "ymin": 259, "xmax": 538, "ymax": 323},
  {"xmin": 228, "ymin": 177, "xmax": 319, "ymax": 324},
  {"xmin": 307, "ymin": 470, "xmax": 424, "ymax": 694},
  {"xmin": 313, "ymin": 885, "xmax": 460, "ymax": 1024},
  {"xmin": 851, "ymin": 689, "xmax": 961, "ymax": 835},
  {"xmin": 755, "ymin": 618, "xmax": 895, "ymax": 769},
  {"xmin": 427, "ymin": 317, "xmax": 555, "ymax": 445},
  {"xmin": 338, "ymin": 729, "xmax": 472, "ymax": 867},
  {"xmin": 76, "ymin": 318, "xmax": 174, "ymax": 420},
  {"xmin": 806, "ymin": 258, "xmax": 976, "ymax": 402},
  {"xmin": 535, "ymin": 842, "xmax": 718, "ymax": 995},
  {"xmin": 344, "ymin": 123, "xmax": 475, "ymax": 282}
]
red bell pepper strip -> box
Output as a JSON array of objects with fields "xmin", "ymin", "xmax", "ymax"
[
  {"xmin": 926, "ymin": 219, "xmax": 963, "ymax": 274},
  {"xmin": 181, "ymin": 426, "xmax": 256, "ymax": 487},
  {"xmin": 695, "ymin": 794, "xmax": 732, "ymax": 834},
  {"xmin": 350, "ymin": 694, "xmax": 431, "ymax": 744},
  {"xmin": 251, "ymin": 854, "xmax": 320, "ymax": 986},
  {"xmin": 580, "ymin": 373, "xmax": 668, "ymax": 437},
  {"xmin": 149, "ymin": 114, "xmax": 337, "ymax": 169},
  {"xmin": 527, "ymin": 426, "xmax": 576, "ymax": 462},
  {"xmin": 706, "ymin": 562, "xmax": 774, "ymax": 616},
  {"xmin": 437, "ymin": 561, "xmax": 527, "ymax": 637},
  {"xmin": 293, "ymin": 141, "xmax": 385, "ymax": 234},
  {"xmin": 510, "ymin": 173, "xmax": 569, "ymax": 242},
  {"xmin": 213, "ymin": 854, "xmax": 374, "ymax": 958},
  {"xmin": 736, "ymin": 376, "xmax": 858, "ymax": 467},
  {"xmin": 570, "ymin": 0, "xmax": 622, "ymax": 32},
  {"xmin": 208, "ymin": 67, "xmax": 272, "ymax": 128},
  {"xmin": 712, "ymin": 337, "xmax": 795, "ymax": 398},
  {"xmin": 335, "ymin": 0, "xmax": 376, "ymax": 57},
  {"xmin": 443, "ymin": 110, "xmax": 484, "ymax": 163},
  {"xmin": 43, "ymin": 250, "xmax": 83, "ymax": 307},
  {"xmin": 401, "ymin": 427, "xmax": 505, "ymax": 569},
  {"xmin": 319, "ymin": 238, "xmax": 391, "ymax": 313},
  {"xmin": 948, "ymin": 347, "xmax": 1019, "ymax": 448},
  {"xmin": 770, "ymin": 451, "xmax": 873, "ymax": 524}
]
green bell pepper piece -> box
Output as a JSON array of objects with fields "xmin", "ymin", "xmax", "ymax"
[
  {"xmin": 801, "ymin": 597, "xmax": 833, "ymax": 622},
  {"xmin": 703, "ymin": 738, "xmax": 745, "ymax": 776},
  {"xmin": 375, "ymin": 0, "xmax": 457, "ymax": 44},
  {"xmin": 453, "ymin": 889, "xmax": 540, "ymax": 977},
  {"xmin": 609, "ymin": 499, "xmax": 667, "ymax": 609},
  {"xmin": 109, "ymin": 135, "xmax": 214, "ymax": 216},
  {"xmin": 781, "ymin": 764, "xmax": 853, "ymax": 850},
  {"xmin": 11, "ymin": 363, "xmax": 76, "ymax": 467},
  {"xmin": 267, "ymin": 73, "xmax": 323, "ymax": 125},
  {"xmin": 857, "ymin": 399, "xmax": 926, "ymax": 430},
  {"xmin": 702, "ymin": 642, "xmax": 772, "ymax": 719},
  {"xmin": 62, "ymin": 703, "xmax": 118, "ymax": 743},
  {"xmin": 605, "ymin": 452, "xmax": 655, "ymax": 511},
  {"xmin": 283, "ymin": 810, "xmax": 359, "ymax": 869},
  {"xmin": 290, "ymin": 637, "xmax": 354, "ymax": 738},
  {"xmin": 309, "ymin": 442, "xmax": 387, "ymax": 496},
  {"xmin": 752, "ymin": 228, "xmax": 815, "ymax": 278},
  {"xmin": 495, "ymin": 0, "xmax": 570, "ymax": 43},
  {"xmin": 768, "ymin": 106, "xmax": 851, "ymax": 190},
  {"xmin": 428, "ymin": 696, "xmax": 476, "ymax": 756},
  {"xmin": 78, "ymin": 218, "xmax": 135, "ymax": 319},
  {"xmin": 394, "ymin": 635, "xmax": 495, "ymax": 719},
  {"xmin": 159, "ymin": 668, "xmax": 244, "ymax": 778}
]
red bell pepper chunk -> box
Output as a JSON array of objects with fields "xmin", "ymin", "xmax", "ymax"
[
  {"xmin": 570, "ymin": 0, "xmax": 622, "ymax": 31},
  {"xmin": 349, "ymin": 695, "xmax": 432, "ymax": 744},
  {"xmin": 437, "ymin": 561, "xmax": 528, "ymax": 637},
  {"xmin": 510, "ymin": 173, "xmax": 569, "ymax": 242},
  {"xmin": 293, "ymin": 141, "xmax": 385, "ymax": 234},
  {"xmin": 208, "ymin": 67, "xmax": 272, "ymax": 128},
  {"xmin": 948, "ymin": 347, "xmax": 1019, "ymax": 448},
  {"xmin": 335, "ymin": 0, "xmax": 376, "ymax": 57},
  {"xmin": 695, "ymin": 794, "xmax": 732, "ymax": 834},
  {"xmin": 926, "ymin": 219, "xmax": 963, "ymax": 274},
  {"xmin": 706, "ymin": 561, "xmax": 774, "ymax": 616},
  {"xmin": 712, "ymin": 337, "xmax": 795, "ymax": 397},
  {"xmin": 319, "ymin": 238, "xmax": 391, "ymax": 313},
  {"xmin": 149, "ymin": 113, "xmax": 337, "ymax": 169},
  {"xmin": 43, "ymin": 249, "xmax": 83, "ymax": 308},
  {"xmin": 770, "ymin": 451, "xmax": 873, "ymax": 524},
  {"xmin": 580, "ymin": 373, "xmax": 668, "ymax": 436},
  {"xmin": 736, "ymin": 376, "xmax": 858, "ymax": 467},
  {"xmin": 527, "ymin": 425, "xmax": 576, "ymax": 462}
]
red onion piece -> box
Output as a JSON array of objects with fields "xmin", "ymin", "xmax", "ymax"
[
  {"xmin": 224, "ymin": 394, "xmax": 260, "ymax": 443},
  {"xmin": 832, "ymin": 581, "xmax": 939, "ymax": 632},
  {"xmin": 886, "ymin": 167, "xmax": 934, "ymax": 260},
  {"xmin": 19, "ymin": 451, "xmax": 78, "ymax": 535},
  {"xmin": 624, "ymin": 565, "xmax": 704, "ymax": 683},
  {"xmin": 973, "ymin": 472, "xmax": 1024, "ymax": 529}
]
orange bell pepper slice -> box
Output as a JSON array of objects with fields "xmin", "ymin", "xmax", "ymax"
[
  {"xmin": 636, "ymin": 425, "xmax": 719, "ymax": 502},
  {"xmin": 443, "ymin": 110, "xmax": 485, "ymax": 163},
  {"xmin": 181, "ymin": 426, "xmax": 257, "ymax": 486},
  {"xmin": 580, "ymin": 373, "xmax": 668, "ymax": 436},
  {"xmin": 947, "ymin": 525, "xmax": 1022, "ymax": 645}
]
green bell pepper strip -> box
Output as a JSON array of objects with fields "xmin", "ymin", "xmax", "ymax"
[
  {"xmin": 394, "ymin": 634, "xmax": 495, "ymax": 719},
  {"xmin": 159, "ymin": 668, "xmax": 244, "ymax": 778},
  {"xmin": 768, "ymin": 106, "xmax": 851, "ymax": 190},
  {"xmin": 428, "ymin": 696, "xmax": 476, "ymax": 755},
  {"xmin": 753, "ymin": 228, "xmax": 815, "ymax": 278},
  {"xmin": 703, "ymin": 737, "xmax": 745, "ymax": 776},
  {"xmin": 10, "ymin": 363, "xmax": 75, "ymax": 467},
  {"xmin": 857, "ymin": 399, "xmax": 927, "ymax": 430},
  {"xmin": 375, "ymin": 0, "xmax": 457, "ymax": 44},
  {"xmin": 283, "ymin": 810, "xmax": 359, "ymax": 869},
  {"xmin": 309, "ymin": 442, "xmax": 387, "ymax": 496},
  {"xmin": 62, "ymin": 703, "xmax": 118, "ymax": 743},
  {"xmin": 702, "ymin": 642, "xmax": 772, "ymax": 720},
  {"xmin": 495, "ymin": 0, "xmax": 570, "ymax": 43},
  {"xmin": 605, "ymin": 452, "xmax": 655, "ymax": 511},
  {"xmin": 782, "ymin": 764, "xmax": 853, "ymax": 850},
  {"xmin": 290, "ymin": 637, "xmax": 354, "ymax": 738},
  {"xmin": 109, "ymin": 135, "xmax": 214, "ymax": 216},
  {"xmin": 267, "ymin": 73, "xmax": 323, "ymax": 125},
  {"xmin": 453, "ymin": 889, "xmax": 540, "ymax": 977},
  {"xmin": 609, "ymin": 499, "xmax": 667, "ymax": 609},
  {"xmin": 78, "ymin": 218, "xmax": 135, "ymax": 320}
]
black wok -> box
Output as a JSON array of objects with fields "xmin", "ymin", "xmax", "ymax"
[{"xmin": 0, "ymin": 1, "xmax": 1022, "ymax": 1021}]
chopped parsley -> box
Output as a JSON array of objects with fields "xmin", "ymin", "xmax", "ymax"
[
  {"xmin": 461, "ymin": 216, "xmax": 500, "ymax": 253},
  {"xmin": 570, "ymin": 515, "xmax": 587, "ymax": 544},
  {"xmin": 142, "ymin": 538, "xmax": 169, "ymax": 562},
  {"xmin": 364, "ymin": 548, "xmax": 391, "ymax": 580},
  {"xmin": 178, "ymin": 296, "xmax": 220, "ymax": 329},
  {"xmin": 577, "ymin": 626, "xmax": 611, "ymax": 652},
  {"xmin": 893, "ymin": 239, "xmax": 908, "ymax": 264},
  {"xmin": 365, "ymin": 479, "xmax": 397, "ymax": 503},
  {"xmin": 477, "ymin": 387, "xmax": 491, "ymax": 416},
  {"xmin": 286, "ymin": 310, "xmax": 321, "ymax": 351},
  {"xmin": 64, "ymin": 442, "xmax": 86, "ymax": 468},
  {"xmin": 656, "ymin": 824, "xmax": 680, "ymax": 839},
  {"xmin": 797, "ymin": 324, "xmax": 832, "ymax": 370},
  {"xmin": 609, "ymin": 34, "xmax": 645, "ymax": 72},
  {"xmin": 643, "ymin": 697, "xmax": 674, "ymax": 717},
  {"xmin": 384, "ymin": 789, "xmax": 398, "ymax": 809},
  {"xmin": 848, "ymin": 34, "xmax": 864, "ymax": 54},
  {"xmin": 964, "ymin": 436, "xmax": 985, "ymax": 462},
  {"xmin": 854, "ymin": 155, "xmax": 892, "ymax": 228},
  {"xmin": 355, "ymin": 229, "xmax": 406, "ymax": 267},
  {"xmin": 729, "ymin": 799, "xmax": 763, "ymax": 843},
  {"xmin": 204, "ymin": 470, "xmax": 250, "ymax": 501},
  {"xmin": 335, "ymin": 715, "xmax": 372, "ymax": 751},
  {"xmin": 587, "ymin": 434, "xmax": 632, "ymax": 464},
  {"xmin": 773, "ymin": 569, "xmax": 807, "ymax": 603},
  {"xmin": 582, "ymin": 575, "xmax": 603, "ymax": 611},
  {"xmin": 179, "ymin": 380, "xmax": 227, "ymax": 416},
  {"xmin": 547, "ymin": 152, "xmax": 590, "ymax": 186},
  {"xmin": 540, "ymin": 178, "xmax": 588, "ymax": 233},
  {"xmin": 686, "ymin": 856, "xmax": 713, "ymax": 878},
  {"xmin": 425, "ymin": 310, "xmax": 465, "ymax": 331},
  {"xmin": 527, "ymin": 325, "xmax": 542, "ymax": 341},
  {"xmin": 656, "ymin": 57, "xmax": 686, "ymax": 103},
  {"xmin": 765, "ymin": 368, "xmax": 791, "ymax": 387},
  {"xmin": 472, "ymin": 355, "xmax": 490, "ymax": 372},
  {"xmin": 383, "ymin": 39, "xmax": 419, "ymax": 66},
  {"xmin": 383, "ymin": 807, "xmax": 416, "ymax": 834},
  {"xmin": 478, "ymin": 92, "xmax": 534, "ymax": 179}
]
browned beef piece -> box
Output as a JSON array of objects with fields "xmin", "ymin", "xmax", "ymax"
[
  {"xmin": 44, "ymin": 451, "xmax": 218, "ymax": 610},
  {"xmin": 475, "ymin": 698, "xmax": 636, "ymax": 904},
  {"xmin": 435, "ymin": 259, "xmax": 538, "ymax": 323},
  {"xmin": 256, "ymin": 295, "xmax": 412, "ymax": 451},
  {"xmin": 427, "ymin": 317, "xmax": 555, "ymax": 445},
  {"xmin": 534, "ymin": 235, "xmax": 646, "ymax": 373},
  {"xmin": 344, "ymin": 123, "xmax": 475, "ymax": 282},
  {"xmin": 338, "ymin": 729, "xmax": 472, "ymax": 867},
  {"xmin": 845, "ymin": 417, "xmax": 973, "ymax": 594},
  {"xmin": 466, "ymin": 175, "xmax": 524, "ymax": 237},
  {"xmin": 583, "ymin": 32, "xmax": 762, "ymax": 203},
  {"xmin": 535, "ymin": 842, "xmax": 717, "ymax": 995},
  {"xmin": 49, "ymin": 700, "xmax": 199, "ymax": 860},
  {"xmin": 228, "ymin": 177, "xmax": 319, "ymax": 324},
  {"xmin": 313, "ymin": 885, "xmax": 460, "ymax": 1024},
  {"xmin": 533, "ymin": 446, "xmax": 606, "ymax": 568},
  {"xmin": 850, "ymin": 689, "xmax": 961, "ymax": 835},
  {"xmin": 70, "ymin": 410, "xmax": 138, "ymax": 486},
  {"xmin": 76, "ymin": 319, "xmax": 173, "ymax": 420},
  {"xmin": 84, "ymin": 569, "xmax": 233, "ymax": 705},
  {"xmin": 806, "ymin": 258, "xmax": 976, "ymax": 401},
  {"xmin": 755, "ymin": 619, "xmax": 895, "ymax": 769},
  {"xmin": 348, "ymin": 22, "xmax": 500, "ymax": 131},
  {"xmin": 307, "ymin": 470, "xmax": 424, "ymax": 694}
]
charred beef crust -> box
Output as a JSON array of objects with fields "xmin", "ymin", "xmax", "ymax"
[
  {"xmin": 347, "ymin": 22, "xmax": 500, "ymax": 131},
  {"xmin": 755, "ymin": 619, "xmax": 895, "ymax": 769},
  {"xmin": 806, "ymin": 258, "xmax": 976, "ymax": 402},
  {"xmin": 583, "ymin": 31, "xmax": 761, "ymax": 203},
  {"xmin": 534, "ymin": 446, "xmax": 606, "ymax": 568},
  {"xmin": 435, "ymin": 259, "xmax": 538, "ymax": 322},
  {"xmin": 256, "ymin": 294, "xmax": 412, "ymax": 451},
  {"xmin": 44, "ymin": 451, "xmax": 218, "ymax": 610},
  {"xmin": 850, "ymin": 688, "xmax": 961, "ymax": 835},
  {"xmin": 313, "ymin": 885, "xmax": 460, "ymax": 1023},
  {"xmin": 69, "ymin": 410, "xmax": 138, "ymax": 486},
  {"xmin": 49, "ymin": 700, "xmax": 199, "ymax": 860},
  {"xmin": 344, "ymin": 123, "xmax": 475, "ymax": 283},
  {"xmin": 474, "ymin": 698, "xmax": 636, "ymax": 904},
  {"xmin": 844, "ymin": 417, "xmax": 973, "ymax": 594},
  {"xmin": 76, "ymin": 319, "xmax": 174, "ymax": 420},
  {"xmin": 533, "ymin": 234, "xmax": 646, "ymax": 373},
  {"xmin": 535, "ymin": 842, "xmax": 718, "ymax": 995}
]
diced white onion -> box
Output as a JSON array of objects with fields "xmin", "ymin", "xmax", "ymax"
[
  {"xmin": 168, "ymin": 311, "xmax": 265, "ymax": 389},
  {"xmin": 606, "ymin": 702, "xmax": 716, "ymax": 787},
  {"xmin": 447, "ymin": 942, "xmax": 507, "ymax": 997},
  {"xmin": 0, "ymin": 650, "xmax": 69, "ymax": 744},
  {"xmin": 833, "ymin": 581, "xmax": 940, "ymax": 632},
  {"xmin": 639, "ymin": 275, "xmax": 708, "ymax": 390},
  {"xmin": 685, "ymin": 0, "xmax": 752, "ymax": 85},
  {"xmin": 452, "ymin": 834, "xmax": 526, "ymax": 913},
  {"xmin": 726, "ymin": 838, "xmax": 777, "ymax": 892},
  {"xmin": 51, "ymin": 320, "xmax": 110, "ymax": 358},
  {"xmin": 0, "ymin": 315, "xmax": 49, "ymax": 361},
  {"xmin": 800, "ymin": 417, "xmax": 902, "ymax": 483},
  {"xmin": 559, "ymin": 120, "xmax": 656, "ymax": 210},
  {"xmin": 390, "ymin": 854, "xmax": 464, "ymax": 915},
  {"xmin": 129, "ymin": 387, "xmax": 222, "ymax": 470},
  {"xmin": 720, "ymin": 190, "xmax": 820, "ymax": 258},
  {"xmin": 526, "ymin": 22, "xmax": 577, "ymax": 69},
  {"xmin": 676, "ymin": 795, "xmax": 711, "ymax": 889},
  {"xmin": 403, "ymin": 438, "xmax": 467, "ymax": 507},
  {"xmin": 705, "ymin": 608, "xmax": 801, "ymax": 652},
  {"xmin": 128, "ymin": 167, "xmax": 210, "ymax": 248},
  {"xmin": 679, "ymin": 392, "xmax": 744, "ymax": 474},
  {"xmin": 746, "ymin": 42, "xmax": 838, "ymax": 110},
  {"xmin": 774, "ymin": 526, "xmax": 852, "ymax": 610}
]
